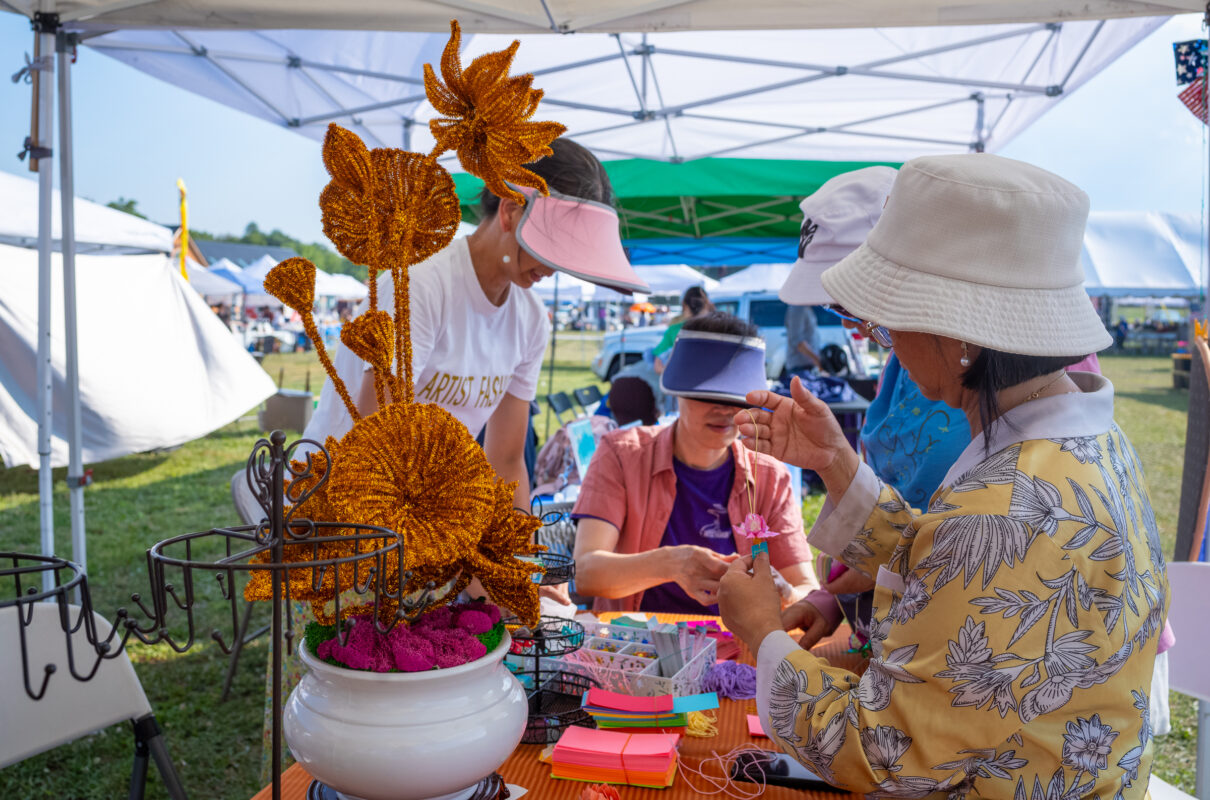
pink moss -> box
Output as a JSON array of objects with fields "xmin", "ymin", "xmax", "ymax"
[
  {"xmin": 454, "ymin": 609, "xmax": 493, "ymax": 635},
  {"xmin": 315, "ymin": 602, "xmax": 501, "ymax": 672}
]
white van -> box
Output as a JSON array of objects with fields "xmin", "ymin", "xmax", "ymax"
[{"xmin": 591, "ymin": 291, "xmax": 876, "ymax": 381}]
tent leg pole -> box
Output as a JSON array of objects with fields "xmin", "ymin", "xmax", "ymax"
[
  {"xmin": 34, "ymin": 4, "xmax": 57, "ymax": 591},
  {"xmin": 545, "ymin": 273, "xmax": 559, "ymax": 441},
  {"xmin": 58, "ymin": 30, "xmax": 86, "ymax": 585}
]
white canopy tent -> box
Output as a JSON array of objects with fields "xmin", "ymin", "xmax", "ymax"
[
  {"xmin": 636, "ymin": 265, "xmax": 717, "ymax": 295},
  {"xmin": 0, "ymin": 242, "xmax": 275, "ymax": 469},
  {"xmin": 79, "ymin": 18, "xmax": 1164, "ymax": 164},
  {"xmin": 714, "ymin": 262, "xmax": 795, "ymax": 295},
  {"xmin": 1, "ymin": 0, "xmax": 1203, "ymax": 588},
  {"xmin": 1083, "ymin": 212, "xmax": 1207, "ymax": 297},
  {"xmin": 186, "ymin": 259, "xmax": 243, "ymax": 300},
  {"xmin": 2, "ymin": 0, "xmax": 1200, "ymax": 33},
  {"xmin": 324, "ymin": 272, "xmax": 369, "ymax": 300},
  {"xmin": 0, "ymin": 169, "xmax": 172, "ymax": 254}
]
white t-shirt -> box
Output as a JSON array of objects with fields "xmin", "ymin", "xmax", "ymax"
[{"xmin": 303, "ymin": 238, "xmax": 550, "ymax": 443}]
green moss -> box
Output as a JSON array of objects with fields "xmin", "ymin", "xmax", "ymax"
[
  {"xmin": 303, "ymin": 620, "xmax": 343, "ymax": 666},
  {"xmin": 477, "ymin": 620, "xmax": 505, "ymax": 653}
]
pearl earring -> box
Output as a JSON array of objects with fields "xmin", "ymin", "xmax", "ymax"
[
  {"xmin": 959, "ymin": 342, "xmax": 971, "ymax": 367},
  {"xmin": 502, "ymin": 254, "xmax": 511, "ymax": 264}
]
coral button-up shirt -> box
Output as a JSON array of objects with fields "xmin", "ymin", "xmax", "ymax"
[{"xmin": 572, "ymin": 422, "xmax": 822, "ymax": 614}]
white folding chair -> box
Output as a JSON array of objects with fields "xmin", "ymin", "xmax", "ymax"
[
  {"xmin": 0, "ymin": 602, "xmax": 187, "ymax": 799},
  {"xmin": 1150, "ymin": 561, "xmax": 1210, "ymax": 800}
]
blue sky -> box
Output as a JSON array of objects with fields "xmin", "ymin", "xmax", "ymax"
[{"xmin": 0, "ymin": 12, "xmax": 1206, "ymax": 246}]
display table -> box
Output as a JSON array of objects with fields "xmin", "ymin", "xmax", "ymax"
[{"xmin": 251, "ymin": 617, "xmax": 867, "ymax": 800}]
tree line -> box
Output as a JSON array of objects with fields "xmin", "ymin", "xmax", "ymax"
[{"xmin": 107, "ymin": 198, "xmax": 367, "ymax": 281}]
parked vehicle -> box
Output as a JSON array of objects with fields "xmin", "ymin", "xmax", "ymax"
[{"xmin": 592, "ymin": 291, "xmax": 877, "ymax": 381}]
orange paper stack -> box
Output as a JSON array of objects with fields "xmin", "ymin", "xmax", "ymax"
[{"xmin": 551, "ymin": 727, "xmax": 679, "ymax": 788}]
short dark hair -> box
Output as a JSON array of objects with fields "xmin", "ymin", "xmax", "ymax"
[
  {"xmin": 681, "ymin": 286, "xmax": 714, "ymax": 317},
  {"xmin": 478, "ymin": 138, "xmax": 612, "ymax": 218},
  {"xmin": 962, "ymin": 348, "xmax": 1087, "ymax": 451},
  {"xmin": 681, "ymin": 310, "xmax": 758, "ymax": 339}
]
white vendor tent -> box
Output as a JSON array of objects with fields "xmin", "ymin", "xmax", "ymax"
[
  {"xmin": 324, "ymin": 272, "xmax": 369, "ymax": 300},
  {"xmin": 1082, "ymin": 212, "xmax": 1207, "ymax": 297},
  {"xmin": 636, "ymin": 265, "xmax": 718, "ymax": 295},
  {"xmin": 531, "ymin": 271, "xmax": 591, "ymax": 303},
  {"xmin": 0, "ymin": 169, "xmax": 172, "ymax": 255},
  {"xmin": 81, "ymin": 18, "xmax": 1163, "ymax": 164},
  {"xmin": 0, "ymin": 242, "xmax": 275, "ymax": 469},
  {"xmin": 187, "ymin": 260, "xmax": 244, "ymax": 300},
  {"xmin": 2, "ymin": 0, "xmax": 1198, "ymax": 34},
  {"xmin": 714, "ymin": 263, "xmax": 795, "ymax": 295}
]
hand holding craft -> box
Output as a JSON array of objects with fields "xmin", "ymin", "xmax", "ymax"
[
  {"xmin": 735, "ymin": 376, "xmax": 857, "ymax": 488},
  {"xmin": 671, "ymin": 545, "xmax": 738, "ymax": 606},
  {"xmin": 717, "ymin": 552, "xmax": 782, "ymax": 653}
]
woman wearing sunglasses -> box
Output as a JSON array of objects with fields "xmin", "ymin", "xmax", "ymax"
[
  {"xmin": 304, "ymin": 138, "xmax": 648, "ymax": 512},
  {"xmin": 719, "ymin": 154, "xmax": 1167, "ymax": 800}
]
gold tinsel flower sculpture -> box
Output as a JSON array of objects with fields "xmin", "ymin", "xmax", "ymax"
[
  {"xmin": 246, "ymin": 20, "xmax": 559, "ymax": 628},
  {"xmin": 425, "ymin": 20, "xmax": 567, "ymax": 207}
]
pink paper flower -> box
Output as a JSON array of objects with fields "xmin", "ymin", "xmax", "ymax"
[{"xmin": 737, "ymin": 512, "xmax": 775, "ymax": 539}]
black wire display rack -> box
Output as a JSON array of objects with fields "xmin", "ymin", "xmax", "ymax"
[
  {"xmin": 2, "ymin": 431, "xmax": 443, "ymax": 800},
  {"xmin": 508, "ymin": 498, "xmax": 595, "ymax": 745}
]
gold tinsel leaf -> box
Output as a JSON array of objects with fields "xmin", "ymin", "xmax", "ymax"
[
  {"xmin": 320, "ymin": 124, "xmax": 461, "ymax": 270},
  {"xmin": 340, "ymin": 310, "xmax": 395, "ymax": 378},
  {"xmin": 263, "ymin": 257, "xmax": 316, "ymax": 314},
  {"xmin": 326, "ymin": 403, "xmax": 496, "ymax": 574},
  {"xmin": 423, "ymin": 20, "xmax": 567, "ymax": 206}
]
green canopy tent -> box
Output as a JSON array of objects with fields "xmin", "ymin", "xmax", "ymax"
[
  {"xmin": 454, "ymin": 157, "xmax": 901, "ymax": 436},
  {"xmin": 453, "ymin": 157, "xmax": 901, "ymax": 266}
]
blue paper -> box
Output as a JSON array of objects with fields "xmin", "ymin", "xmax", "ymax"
[{"xmin": 672, "ymin": 692, "xmax": 719, "ymax": 714}]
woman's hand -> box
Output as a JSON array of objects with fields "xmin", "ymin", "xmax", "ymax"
[
  {"xmin": 735, "ymin": 376, "xmax": 860, "ymax": 491},
  {"xmin": 718, "ymin": 552, "xmax": 783, "ymax": 653},
  {"xmin": 780, "ymin": 598, "xmax": 833, "ymax": 650}
]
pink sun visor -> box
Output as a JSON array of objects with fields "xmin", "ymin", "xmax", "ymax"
[{"xmin": 513, "ymin": 186, "xmax": 650, "ymax": 294}]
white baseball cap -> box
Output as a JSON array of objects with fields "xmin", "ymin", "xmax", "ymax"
[
  {"xmin": 778, "ymin": 166, "xmax": 898, "ymax": 307},
  {"xmin": 821, "ymin": 154, "xmax": 1112, "ymax": 357}
]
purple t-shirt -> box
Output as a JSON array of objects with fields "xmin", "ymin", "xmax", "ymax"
[{"xmin": 640, "ymin": 454, "xmax": 736, "ymax": 615}]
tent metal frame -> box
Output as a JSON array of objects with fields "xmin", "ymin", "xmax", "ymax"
[
  {"xmin": 86, "ymin": 20, "xmax": 1090, "ymax": 156},
  {"xmin": 84, "ymin": 19, "xmax": 1102, "ymax": 241}
]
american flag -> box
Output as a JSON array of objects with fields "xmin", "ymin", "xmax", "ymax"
[
  {"xmin": 1179, "ymin": 80, "xmax": 1207, "ymax": 124},
  {"xmin": 1173, "ymin": 39, "xmax": 1207, "ymax": 85}
]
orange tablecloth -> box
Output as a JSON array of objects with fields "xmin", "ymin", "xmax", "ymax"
[{"xmin": 252, "ymin": 617, "xmax": 867, "ymax": 800}]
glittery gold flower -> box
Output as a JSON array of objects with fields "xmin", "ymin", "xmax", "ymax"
[
  {"xmin": 457, "ymin": 479, "xmax": 544, "ymax": 627},
  {"xmin": 326, "ymin": 403, "xmax": 496, "ymax": 574},
  {"xmin": 319, "ymin": 124, "xmax": 462, "ymax": 271},
  {"xmin": 263, "ymin": 257, "xmax": 315, "ymax": 313},
  {"xmin": 244, "ymin": 438, "xmax": 355, "ymax": 605},
  {"xmin": 424, "ymin": 20, "xmax": 567, "ymax": 207}
]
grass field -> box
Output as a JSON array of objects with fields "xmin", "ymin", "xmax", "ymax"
[{"xmin": 0, "ymin": 345, "xmax": 1198, "ymax": 797}]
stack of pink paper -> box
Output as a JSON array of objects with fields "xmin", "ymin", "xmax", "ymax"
[{"xmin": 551, "ymin": 726, "xmax": 679, "ymax": 788}]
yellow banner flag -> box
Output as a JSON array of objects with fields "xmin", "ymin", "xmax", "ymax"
[{"xmin": 177, "ymin": 178, "xmax": 189, "ymax": 281}]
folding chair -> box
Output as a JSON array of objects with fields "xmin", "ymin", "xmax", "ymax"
[
  {"xmin": 0, "ymin": 603, "xmax": 188, "ymax": 799},
  {"xmin": 1149, "ymin": 560, "xmax": 1210, "ymax": 800},
  {"xmin": 572, "ymin": 385, "xmax": 604, "ymax": 415},
  {"xmin": 545, "ymin": 391, "xmax": 577, "ymax": 427}
]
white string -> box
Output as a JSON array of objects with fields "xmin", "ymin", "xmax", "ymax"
[{"xmin": 676, "ymin": 745, "xmax": 775, "ymax": 798}]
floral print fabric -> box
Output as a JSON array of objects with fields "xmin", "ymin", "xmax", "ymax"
[{"xmin": 761, "ymin": 380, "xmax": 1167, "ymax": 800}]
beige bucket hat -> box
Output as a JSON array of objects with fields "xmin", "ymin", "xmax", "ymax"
[{"xmin": 820, "ymin": 153, "xmax": 1112, "ymax": 357}]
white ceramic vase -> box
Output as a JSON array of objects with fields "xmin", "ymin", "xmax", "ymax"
[{"xmin": 284, "ymin": 631, "xmax": 527, "ymax": 800}]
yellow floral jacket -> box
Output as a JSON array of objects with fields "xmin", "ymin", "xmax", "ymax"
[{"xmin": 756, "ymin": 374, "xmax": 1168, "ymax": 800}]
